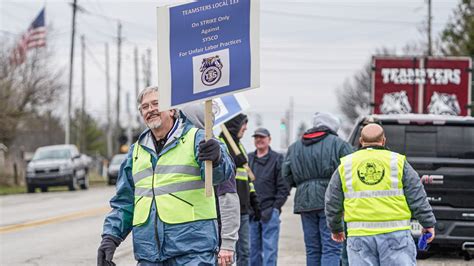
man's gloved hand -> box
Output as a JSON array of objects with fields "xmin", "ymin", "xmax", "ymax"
[
  {"xmin": 250, "ymin": 191, "xmax": 261, "ymax": 221},
  {"xmin": 97, "ymin": 235, "xmax": 121, "ymax": 266},
  {"xmin": 233, "ymin": 154, "xmax": 247, "ymax": 167},
  {"xmin": 198, "ymin": 139, "xmax": 221, "ymax": 165}
]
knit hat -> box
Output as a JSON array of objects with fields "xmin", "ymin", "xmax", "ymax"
[{"xmin": 224, "ymin": 113, "xmax": 248, "ymax": 137}]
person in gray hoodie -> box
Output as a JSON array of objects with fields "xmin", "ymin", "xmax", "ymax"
[
  {"xmin": 282, "ymin": 112, "xmax": 353, "ymax": 266},
  {"xmin": 181, "ymin": 103, "xmax": 240, "ymax": 266}
]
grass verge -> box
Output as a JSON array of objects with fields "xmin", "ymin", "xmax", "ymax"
[{"xmin": 0, "ymin": 171, "xmax": 108, "ymax": 195}]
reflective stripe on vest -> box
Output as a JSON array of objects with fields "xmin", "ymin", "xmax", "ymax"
[
  {"xmin": 131, "ymin": 128, "xmax": 216, "ymax": 226},
  {"xmin": 347, "ymin": 220, "xmax": 411, "ymax": 229},
  {"xmin": 219, "ymin": 137, "xmax": 249, "ymax": 181},
  {"xmin": 236, "ymin": 168, "xmax": 248, "ymax": 181},
  {"xmin": 135, "ymin": 180, "xmax": 205, "ymax": 197},
  {"xmin": 339, "ymin": 149, "xmax": 411, "ymax": 237},
  {"xmin": 249, "ymin": 181, "xmax": 256, "ymax": 193}
]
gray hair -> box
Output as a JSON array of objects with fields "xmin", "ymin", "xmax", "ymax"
[
  {"xmin": 137, "ymin": 86, "xmax": 159, "ymax": 110},
  {"xmin": 136, "ymin": 86, "xmax": 179, "ymax": 119}
]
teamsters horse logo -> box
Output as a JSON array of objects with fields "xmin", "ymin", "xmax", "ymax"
[
  {"xmin": 357, "ymin": 159, "xmax": 385, "ymax": 185},
  {"xmin": 200, "ymin": 55, "xmax": 223, "ymax": 86},
  {"xmin": 380, "ymin": 91, "xmax": 412, "ymax": 114},
  {"xmin": 427, "ymin": 92, "xmax": 461, "ymax": 116}
]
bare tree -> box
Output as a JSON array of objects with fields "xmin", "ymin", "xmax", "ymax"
[
  {"xmin": 337, "ymin": 48, "xmax": 400, "ymax": 134},
  {"xmin": 0, "ymin": 39, "xmax": 64, "ymax": 146}
]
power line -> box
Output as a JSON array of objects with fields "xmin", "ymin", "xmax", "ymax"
[{"xmin": 262, "ymin": 9, "xmax": 444, "ymax": 25}]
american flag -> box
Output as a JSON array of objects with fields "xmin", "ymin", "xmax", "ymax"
[{"xmin": 10, "ymin": 8, "xmax": 46, "ymax": 65}]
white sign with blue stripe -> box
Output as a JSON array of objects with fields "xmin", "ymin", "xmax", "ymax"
[
  {"xmin": 213, "ymin": 93, "xmax": 249, "ymax": 126},
  {"xmin": 157, "ymin": 0, "xmax": 260, "ymax": 110}
]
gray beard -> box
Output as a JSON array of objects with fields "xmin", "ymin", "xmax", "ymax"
[{"xmin": 147, "ymin": 120, "xmax": 162, "ymax": 129}]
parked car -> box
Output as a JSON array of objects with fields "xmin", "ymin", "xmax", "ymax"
[
  {"xmin": 26, "ymin": 144, "xmax": 89, "ymax": 192},
  {"xmin": 347, "ymin": 114, "xmax": 474, "ymax": 260},
  {"xmin": 107, "ymin": 154, "xmax": 127, "ymax": 185}
]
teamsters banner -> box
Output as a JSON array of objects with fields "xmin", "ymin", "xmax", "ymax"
[
  {"xmin": 372, "ymin": 56, "xmax": 472, "ymax": 116},
  {"xmin": 157, "ymin": 0, "xmax": 260, "ymax": 110}
]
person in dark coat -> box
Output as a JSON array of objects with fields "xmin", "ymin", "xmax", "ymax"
[
  {"xmin": 220, "ymin": 114, "xmax": 260, "ymax": 266},
  {"xmin": 282, "ymin": 112, "xmax": 353, "ymax": 266},
  {"xmin": 248, "ymin": 128, "xmax": 289, "ymax": 266}
]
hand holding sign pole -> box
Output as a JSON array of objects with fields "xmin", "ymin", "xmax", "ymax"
[{"xmin": 220, "ymin": 124, "xmax": 255, "ymax": 181}]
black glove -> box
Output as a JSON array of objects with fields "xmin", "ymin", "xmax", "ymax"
[
  {"xmin": 198, "ymin": 139, "xmax": 221, "ymax": 165},
  {"xmin": 253, "ymin": 207, "xmax": 262, "ymax": 221},
  {"xmin": 97, "ymin": 235, "xmax": 121, "ymax": 266},
  {"xmin": 233, "ymin": 154, "xmax": 247, "ymax": 167}
]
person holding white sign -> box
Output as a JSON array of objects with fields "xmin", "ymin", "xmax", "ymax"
[
  {"xmin": 220, "ymin": 114, "xmax": 261, "ymax": 266},
  {"xmin": 97, "ymin": 87, "xmax": 235, "ymax": 266}
]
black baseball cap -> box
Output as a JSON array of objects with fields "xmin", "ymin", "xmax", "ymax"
[{"xmin": 252, "ymin": 128, "xmax": 270, "ymax": 137}]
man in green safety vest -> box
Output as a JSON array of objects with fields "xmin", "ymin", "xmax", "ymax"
[
  {"xmin": 97, "ymin": 86, "xmax": 235, "ymax": 266},
  {"xmin": 220, "ymin": 114, "xmax": 260, "ymax": 266},
  {"xmin": 325, "ymin": 123, "xmax": 436, "ymax": 266}
]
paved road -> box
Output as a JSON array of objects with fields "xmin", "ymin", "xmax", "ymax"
[{"xmin": 0, "ymin": 186, "xmax": 471, "ymax": 265}]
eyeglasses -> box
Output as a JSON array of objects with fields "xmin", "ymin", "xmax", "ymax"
[{"xmin": 140, "ymin": 101, "xmax": 159, "ymax": 112}]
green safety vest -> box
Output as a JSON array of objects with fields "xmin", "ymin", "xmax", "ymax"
[
  {"xmin": 219, "ymin": 137, "xmax": 249, "ymax": 182},
  {"xmin": 339, "ymin": 148, "xmax": 411, "ymax": 237},
  {"xmin": 219, "ymin": 137, "xmax": 255, "ymax": 191},
  {"xmin": 132, "ymin": 128, "xmax": 217, "ymax": 226}
]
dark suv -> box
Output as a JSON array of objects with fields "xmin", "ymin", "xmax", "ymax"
[{"xmin": 347, "ymin": 114, "xmax": 474, "ymax": 258}]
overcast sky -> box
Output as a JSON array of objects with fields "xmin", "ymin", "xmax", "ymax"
[{"xmin": 0, "ymin": 0, "xmax": 459, "ymax": 149}]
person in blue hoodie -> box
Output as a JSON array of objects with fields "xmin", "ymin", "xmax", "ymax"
[
  {"xmin": 97, "ymin": 87, "xmax": 235, "ymax": 266},
  {"xmin": 282, "ymin": 112, "xmax": 353, "ymax": 266}
]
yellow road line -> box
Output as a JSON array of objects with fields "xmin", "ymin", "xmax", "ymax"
[{"xmin": 0, "ymin": 206, "xmax": 110, "ymax": 234}]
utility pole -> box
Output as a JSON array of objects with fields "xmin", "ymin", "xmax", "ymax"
[
  {"xmin": 142, "ymin": 48, "xmax": 152, "ymax": 87},
  {"xmin": 105, "ymin": 43, "xmax": 112, "ymax": 158},
  {"xmin": 66, "ymin": 0, "xmax": 78, "ymax": 144},
  {"xmin": 134, "ymin": 46, "xmax": 140, "ymax": 124},
  {"xmin": 80, "ymin": 35, "xmax": 86, "ymax": 152},
  {"xmin": 134, "ymin": 46, "xmax": 139, "ymax": 101},
  {"xmin": 126, "ymin": 92, "xmax": 133, "ymax": 147},
  {"xmin": 286, "ymin": 97, "xmax": 294, "ymax": 144},
  {"xmin": 147, "ymin": 48, "xmax": 152, "ymax": 86},
  {"xmin": 116, "ymin": 21, "xmax": 122, "ymax": 151},
  {"xmin": 427, "ymin": 0, "xmax": 432, "ymax": 56}
]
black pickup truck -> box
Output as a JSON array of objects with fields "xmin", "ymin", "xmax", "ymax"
[{"xmin": 347, "ymin": 114, "xmax": 474, "ymax": 259}]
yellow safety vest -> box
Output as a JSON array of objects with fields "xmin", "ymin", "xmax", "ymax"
[
  {"xmin": 339, "ymin": 148, "xmax": 411, "ymax": 237},
  {"xmin": 219, "ymin": 137, "xmax": 249, "ymax": 182},
  {"xmin": 132, "ymin": 128, "xmax": 216, "ymax": 226},
  {"xmin": 219, "ymin": 137, "xmax": 255, "ymax": 192}
]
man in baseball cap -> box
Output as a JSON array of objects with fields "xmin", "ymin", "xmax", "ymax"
[{"xmin": 248, "ymin": 128, "xmax": 290, "ymax": 266}]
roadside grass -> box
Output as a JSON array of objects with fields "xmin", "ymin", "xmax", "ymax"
[
  {"xmin": 0, "ymin": 171, "xmax": 108, "ymax": 195},
  {"xmin": 0, "ymin": 185, "xmax": 26, "ymax": 195}
]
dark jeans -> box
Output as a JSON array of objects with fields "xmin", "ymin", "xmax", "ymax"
[
  {"xmin": 301, "ymin": 210, "xmax": 342, "ymax": 266},
  {"xmin": 250, "ymin": 208, "xmax": 281, "ymax": 266},
  {"xmin": 236, "ymin": 214, "xmax": 250, "ymax": 266}
]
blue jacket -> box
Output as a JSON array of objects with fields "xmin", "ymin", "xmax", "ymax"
[
  {"xmin": 102, "ymin": 114, "xmax": 235, "ymax": 262},
  {"xmin": 282, "ymin": 128, "xmax": 353, "ymax": 213}
]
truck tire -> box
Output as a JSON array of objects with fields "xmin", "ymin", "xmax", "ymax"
[
  {"xmin": 416, "ymin": 250, "xmax": 432, "ymax": 260},
  {"xmin": 80, "ymin": 175, "xmax": 89, "ymax": 190},
  {"xmin": 68, "ymin": 175, "xmax": 79, "ymax": 191},
  {"xmin": 27, "ymin": 184, "xmax": 35, "ymax": 193},
  {"xmin": 40, "ymin": 186, "xmax": 48, "ymax": 192}
]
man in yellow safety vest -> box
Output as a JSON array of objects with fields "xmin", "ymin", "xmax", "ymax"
[
  {"xmin": 325, "ymin": 123, "xmax": 435, "ymax": 266},
  {"xmin": 97, "ymin": 86, "xmax": 235, "ymax": 265}
]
